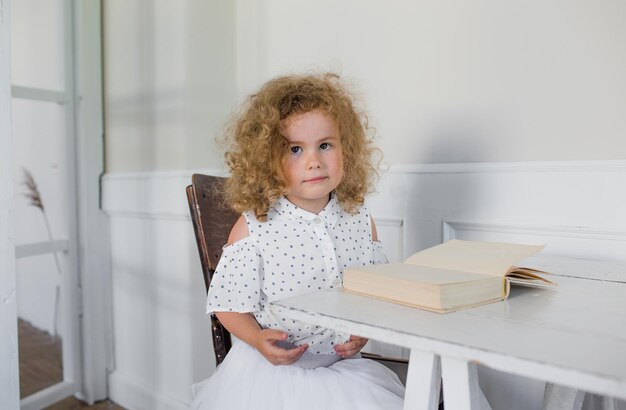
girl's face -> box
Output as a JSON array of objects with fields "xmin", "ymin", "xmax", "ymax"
[{"xmin": 281, "ymin": 110, "xmax": 343, "ymax": 214}]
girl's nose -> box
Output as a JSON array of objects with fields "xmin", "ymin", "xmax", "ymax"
[{"xmin": 306, "ymin": 153, "xmax": 322, "ymax": 169}]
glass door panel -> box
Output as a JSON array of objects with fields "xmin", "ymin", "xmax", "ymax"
[
  {"xmin": 11, "ymin": 0, "xmax": 81, "ymax": 407},
  {"xmin": 12, "ymin": 98, "xmax": 72, "ymax": 400},
  {"xmin": 10, "ymin": 0, "xmax": 65, "ymax": 90},
  {"xmin": 16, "ymin": 254, "xmax": 66, "ymax": 397},
  {"xmin": 12, "ymin": 99, "xmax": 69, "ymax": 247}
]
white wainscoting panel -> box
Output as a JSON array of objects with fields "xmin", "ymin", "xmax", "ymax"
[
  {"xmin": 373, "ymin": 217, "xmax": 404, "ymax": 264},
  {"xmin": 367, "ymin": 160, "xmax": 626, "ymax": 261},
  {"xmin": 364, "ymin": 160, "xmax": 626, "ymax": 410},
  {"xmin": 103, "ymin": 161, "xmax": 626, "ymax": 410},
  {"xmin": 103, "ymin": 170, "xmax": 223, "ymax": 409},
  {"xmin": 444, "ymin": 221, "xmax": 626, "ymax": 262}
]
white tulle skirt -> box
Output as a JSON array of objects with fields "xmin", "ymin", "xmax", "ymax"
[{"xmin": 191, "ymin": 340, "xmax": 405, "ymax": 410}]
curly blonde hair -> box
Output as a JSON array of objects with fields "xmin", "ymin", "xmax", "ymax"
[{"xmin": 223, "ymin": 73, "xmax": 379, "ymax": 221}]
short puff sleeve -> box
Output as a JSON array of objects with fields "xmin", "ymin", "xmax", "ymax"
[{"xmin": 206, "ymin": 237, "xmax": 263, "ymax": 315}]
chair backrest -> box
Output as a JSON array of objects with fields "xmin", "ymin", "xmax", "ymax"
[{"xmin": 186, "ymin": 174, "xmax": 239, "ymax": 365}]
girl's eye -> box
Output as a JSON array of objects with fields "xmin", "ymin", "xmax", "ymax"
[
  {"xmin": 320, "ymin": 143, "xmax": 330, "ymax": 150},
  {"xmin": 290, "ymin": 146, "xmax": 302, "ymax": 154}
]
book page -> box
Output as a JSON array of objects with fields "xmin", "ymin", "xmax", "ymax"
[
  {"xmin": 348, "ymin": 263, "xmax": 497, "ymax": 285},
  {"xmin": 404, "ymin": 240, "xmax": 545, "ymax": 277},
  {"xmin": 507, "ymin": 267, "xmax": 555, "ymax": 286}
]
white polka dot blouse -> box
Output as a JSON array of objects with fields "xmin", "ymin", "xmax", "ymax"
[{"xmin": 206, "ymin": 193, "xmax": 388, "ymax": 355}]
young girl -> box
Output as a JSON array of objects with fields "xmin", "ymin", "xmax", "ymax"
[{"xmin": 192, "ymin": 73, "xmax": 405, "ymax": 409}]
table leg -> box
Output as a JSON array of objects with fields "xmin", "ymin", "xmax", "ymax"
[
  {"xmin": 542, "ymin": 384, "xmax": 584, "ymax": 410},
  {"xmin": 441, "ymin": 357, "xmax": 488, "ymax": 410},
  {"xmin": 403, "ymin": 349, "xmax": 441, "ymax": 410},
  {"xmin": 588, "ymin": 394, "xmax": 620, "ymax": 410}
]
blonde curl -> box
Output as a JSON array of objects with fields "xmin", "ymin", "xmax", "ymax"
[{"xmin": 222, "ymin": 73, "xmax": 380, "ymax": 221}]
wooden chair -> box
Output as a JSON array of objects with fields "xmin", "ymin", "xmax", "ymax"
[
  {"xmin": 186, "ymin": 173, "xmax": 412, "ymax": 386},
  {"xmin": 186, "ymin": 174, "xmax": 239, "ymax": 365}
]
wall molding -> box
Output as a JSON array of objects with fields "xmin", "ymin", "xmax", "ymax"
[
  {"xmin": 101, "ymin": 168, "xmax": 227, "ymax": 182},
  {"xmin": 375, "ymin": 217, "xmax": 404, "ymax": 227},
  {"xmin": 443, "ymin": 221, "xmax": 626, "ymax": 243},
  {"xmin": 102, "ymin": 159, "xmax": 626, "ymax": 219},
  {"xmin": 388, "ymin": 160, "xmax": 626, "ymax": 174},
  {"xmin": 102, "ymin": 160, "xmax": 626, "ymax": 183},
  {"xmin": 102, "ymin": 168, "xmax": 225, "ymax": 219},
  {"xmin": 103, "ymin": 211, "xmax": 191, "ymax": 221}
]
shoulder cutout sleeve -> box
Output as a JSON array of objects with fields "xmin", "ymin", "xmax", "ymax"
[
  {"xmin": 362, "ymin": 206, "xmax": 388, "ymax": 265},
  {"xmin": 371, "ymin": 240, "xmax": 389, "ymax": 265},
  {"xmin": 205, "ymin": 236, "xmax": 263, "ymax": 315}
]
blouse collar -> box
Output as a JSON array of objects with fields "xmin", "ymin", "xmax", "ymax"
[{"xmin": 272, "ymin": 192, "xmax": 341, "ymax": 226}]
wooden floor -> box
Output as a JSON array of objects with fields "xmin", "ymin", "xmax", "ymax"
[
  {"xmin": 19, "ymin": 318, "xmax": 63, "ymax": 398},
  {"xmin": 19, "ymin": 319, "xmax": 125, "ymax": 409},
  {"xmin": 45, "ymin": 397, "xmax": 124, "ymax": 409}
]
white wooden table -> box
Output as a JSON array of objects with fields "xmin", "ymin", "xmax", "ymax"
[{"xmin": 269, "ymin": 256, "xmax": 626, "ymax": 410}]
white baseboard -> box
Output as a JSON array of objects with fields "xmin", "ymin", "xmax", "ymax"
[
  {"xmin": 101, "ymin": 168, "xmax": 225, "ymax": 219},
  {"xmin": 109, "ymin": 371, "xmax": 190, "ymax": 410}
]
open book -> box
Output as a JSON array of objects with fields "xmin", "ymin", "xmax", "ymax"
[{"xmin": 343, "ymin": 240, "xmax": 555, "ymax": 313}]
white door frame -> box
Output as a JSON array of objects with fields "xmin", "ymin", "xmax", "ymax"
[
  {"xmin": 3, "ymin": 0, "xmax": 110, "ymax": 406},
  {"xmin": 73, "ymin": 0, "xmax": 112, "ymax": 404},
  {"xmin": 14, "ymin": 0, "xmax": 83, "ymax": 407},
  {"xmin": 1, "ymin": 0, "xmax": 20, "ymax": 408}
]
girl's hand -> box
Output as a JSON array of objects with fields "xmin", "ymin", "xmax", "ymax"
[
  {"xmin": 254, "ymin": 329, "xmax": 309, "ymax": 366},
  {"xmin": 334, "ymin": 335, "xmax": 368, "ymax": 358}
]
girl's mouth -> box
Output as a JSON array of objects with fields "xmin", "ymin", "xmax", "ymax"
[{"xmin": 304, "ymin": 176, "xmax": 327, "ymax": 183}]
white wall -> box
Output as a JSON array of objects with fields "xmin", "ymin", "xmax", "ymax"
[
  {"xmin": 103, "ymin": 162, "xmax": 626, "ymax": 409},
  {"xmin": 101, "ymin": 1, "xmax": 626, "ymax": 409},
  {"xmin": 105, "ymin": 1, "xmax": 626, "ymax": 171},
  {"xmin": 103, "ymin": 0, "xmax": 237, "ymax": 172},
  {"xmin": 1, "ymin": 0, "xmax": 20, "ymax": 407},
  {"xmin": 370, "ymin": 161, "xmax": 626, "ymax": 410},
  {"xmin": 237, "ymin": 0, "xmax": 626, "ymax": 165},
  {"xmin": 103, "ymin": 171, "xmax": 218, "ymax": 409}
]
